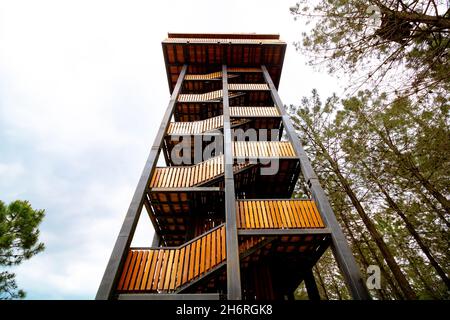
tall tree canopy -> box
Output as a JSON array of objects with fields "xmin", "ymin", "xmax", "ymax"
[
  {"xmin": 0, "ymin": 200, "xmax": 45, "ymax": 299},
  {"xmin": 290, "ymin": 0, "xmax": 450, "ymax": 98},
  {"xmin": 289, "ymin": 90, "xmax": 449, "ymax": 299}
]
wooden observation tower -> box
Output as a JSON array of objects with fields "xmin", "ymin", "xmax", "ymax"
[{"xmin": 96, "ymin": 33, "xmax": 370, "ymax": 300}]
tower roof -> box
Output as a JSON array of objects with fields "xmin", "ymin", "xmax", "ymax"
[{"xmin": 162, "ymin": 33, "xmax": 286, "ymax": 93}]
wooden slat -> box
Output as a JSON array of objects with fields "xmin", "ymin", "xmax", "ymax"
[
  {"xmin": 157, "ymin": 250, "xmax": 169, "ymax": 290},
  {"xmin": 117, "ymin": 251, "xmax": 132, "ymax": 290},
  {"xmin": 205, "ymin": 233, "xmax": 211, "ymax": 271},
  {"xmin": 141, "ymin": 250, "xmax": 154, "ymax": 290},
  {"xmin": 163, "ymin": 250, "xmax": 175, "ymax": 290},
  {"xmin": 169, "ymin": 249, "xmax": 180, "ymax": 290},
  {"xmin": 134, "ymin": 251, "xmax": 148, "ymax": 290},
  {"xmin": 123, "ymin": 251, "xmax": 138, "ymax": 290}
]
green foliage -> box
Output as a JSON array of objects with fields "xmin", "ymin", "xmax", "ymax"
[
  {"xmin": 289, "ymin": 90, "xmax": 449, "ymax": 299},
  {"xmin": 0, "ymin": 200, "xmax": 45, "ymax": 299},
  {"xmin": 290, "ymin": 0, "xmax": 450, "ymax": 98}
]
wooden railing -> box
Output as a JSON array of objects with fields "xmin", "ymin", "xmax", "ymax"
[
  {"xmin": 228, "ymin": 83, "xmax": 269, "ymax": 91},
  {"xmin": 167, "ymin": 115, "xmax": 224, "ymax": 135},
  {"xmin": 167, "ymin": 107, "xmax": 280, "ymax": 135},
  {"xmin": 178, "ymin": 85, "xmax": 268, "ymax": 102},
  {"xmin": 149, "ymin": 155, "xmax": 250, "ymax": 188},
  {"xmin": 230, "ymin": 106, "xmax": 279, "ymax": 117},
  {"xmin": 233, "ymin": 141, "xmax": 296, "ymax": 158},
  {"xmin": 117, "ymin": 225, "xmax": 226, "ymax": 293},
  {"xmin": 185, "ymin": 72, "xmax": 238, "ymax": 80},
  {"xmin": 236, "ymin": 200, "xmax": 325, "ymax": 229},
  {"xmin": 178, "ymin": 90, "xmax": 242, "ymax": 102}
]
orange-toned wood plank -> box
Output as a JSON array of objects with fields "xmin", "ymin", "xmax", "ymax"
[
  {"xmin": 134, "ymin": 251, "xmax": 148, "ymax": 290},
  {"xmin": 293, "ymin": 201, "xmax": 306, "ymax": 228},
  {"xmin": 287, "ymin": 200, "xmax": 301, "ymax": 228},
  {"xmin": 306, "ymin": 201, "xmax": 320, "ymax": 227},
  {"xmin": 211, "ymin": 230, "xmax": 216, "ymax": 267},
  {"xmin": 311, "ymin": 201, "xmax": 325, "ymax": 227},
  {"xmin": 140, "ymin": 250, "xmax": 154, "ymax": 290},
  {"xmin": 123, "ymin": 251, "xmax": 138, "ymax": 290},
  {"xmin": 259, "ymin": 201, "xmax": 269, "ymax": 228},
  {"xmin": 200, "ymin": 236, "xmax": 206, "ymax": 274},
  {"xmin": 158, "ymin": 250, "xmax": 170, "ymax": 290},
  {"xmin": 205, "ymin": 233, "xmax": 211, "ymax": 271},
  {"xmin": 188, "ymin": 243, "xmax": 196, "ymax": 281},
  {"xmin": 170, "ymin": 249, "xmax": 180, "ymax": 290},
  {"xmin": 129, "ymin": 250, "xmax": 142, "ymax": 290},
  {"xmin": 152, "ymin": 250, "xmax": 165, "ymax": 290},
  {"xmin": 194, "ymin": 239, "xmax": 201, "ymax": 278},
  {"xmin": 117, "ymin": 251, "xmax": 132, "ymax": 290},
  {"xmin": 221, "ymin": 226, "xmax": 226, "ymax": 261},
  {"xmin": 216, "ymin": 229, "xmax": 221, "ymax": 263},
  {"xmin": 147, "ymin": 250, "xmax": 160, "ymax": 290},
  {"xmin": 164, "ymin": 250, "xmax": 175, "ymax": 290},
  {"xmin": 299, "ymin": 201, "xmax": 311, "ymax": 227}
]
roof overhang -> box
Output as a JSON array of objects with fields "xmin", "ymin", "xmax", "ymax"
[{"xmin": 162, "ymin": 33, "xmax": 287, "ymax": 93}]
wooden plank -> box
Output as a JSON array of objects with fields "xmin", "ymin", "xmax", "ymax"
[
  {"xmin": 163, "ymin": 250, "xmax": 175, "ymax": 290},
  {"xmin": 275, "ymin": 200, "xmax": 287, "ymax": 228},
  {"xmin": 128, "ymin": 250, "xmax": 142, "ymax": 290},
  {"xmin": 287, "ymin": 200, "xmax": 301, "ymax": 228},
  {"xmin": 252, "ymin": 201, "xmax": 259, "ymax": 228},
  {"xmin": 170, "ymin": 249, "xmax": 180, "ymax": 290},
  {"xmin": 281, "ymin": 200, "xmax": 293, "ymax": 228},
  {"xmin": 299, "ymin": 201, "xmax": 311, "ymax": 228},
  {"xmin": 182, "ymin": 245, "xmax": 190, "ymax": 284},
  {"xmin": 205, "ymin": 233, "xmax": 211, "ymax": 271},
  {"xmin": 194, "ymin": 238, "xmax": 201, "ymax": 277},
  {"xmin": 147, "ymin": 250, "xmax": 160, "ymax": 290},
  {"xmin": 216, "ymin": 229, "xmax": 221, "ymax": 263},
  {"xmin": 306, "ymin": 201, "xmax": 320, "ymax": 227},
  {"xmin": 140, "ymin": 250, "xmax": 154, "ymax": 290},
  {"xmin": 262, "ymin": 200, "xmax": 273, "ymax": 228},
  {"xmin": 134, "ymin": 251, "xmax": 148, "ymax": 290},
  {"xmin": 200, "ymin": 236, "xmax": 206, "ymax": 274},
  {"xmin": 311, "ymin": 201, "xmax": 325, "ymax": 227},
  {"xmin": 258, "ymin": 200, "xmax": 269, "ymax": 228},
  {"xmin": 123, "ymin": 251, "xmax": 138, "ymax": 290},
  {"xmin": 188, "ymin": 243, "xmax": 196, "ymax": 281},
  {"xmin": 211, "ymin": 230, "xmax": 216, "ymax": 267},
  {"xmin": 221, "ymin": 226, "xmax": 226, "ymax": 261},
  {"xmin": 117, "ymin": 251, "xmax": 132, "ymax": 290},
  {"xmin": 294, "ymin": 201, "xmax": 306, "ymax": 228},
  {"xmin": 153, "ymin": 250, "xmax": 165, "ymax": 290},
  {"xmin": 268, "ymin": 200, "xmax": 277, "ymax": 228}
]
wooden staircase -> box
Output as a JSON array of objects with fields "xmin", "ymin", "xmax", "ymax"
[{"xmin": 117, "ymin": 224, "xmax": 226, "ymax": 294}]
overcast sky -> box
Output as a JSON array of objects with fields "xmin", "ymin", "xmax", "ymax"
[{"xmin": 0, "ymin": 0, "xmax": 341, "ymax": 299}]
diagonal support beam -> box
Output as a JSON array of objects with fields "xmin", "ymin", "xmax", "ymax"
[
  {"xmin": 261, "ymin": 65, "xmax": 370, "ymax": 300},
  {"xmin": 95, "ymin": 65, "xmax": 188, "ymax": 300},
  {"xmin": 222, "ymin": 64, "xmax": 242, "ymax": 300}
]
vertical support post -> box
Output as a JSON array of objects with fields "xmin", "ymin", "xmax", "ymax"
[
  {"xmin": 222, "ymin": 64, "xmax": 242, "ymax": 300},
  {"xmin": 95, "ymin": 65, "xmax": 188, "ymax": 300},
  {"xmin": 304, "ymin": 269, "xmax": 321, "ymax": 300},
  {"xmin": 261, "ymin": 65, "xmax": 370, "ymax": 300}
]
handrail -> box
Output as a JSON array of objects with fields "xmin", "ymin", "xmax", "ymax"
[
  {"xmin": 236, "ymin": 199, "xmax": 325, "ymax": 229},
  {"xmin": 117, "ymin": 224, "xmax": 226, "ymax": 293},
  {"xmin": 149, "ymin": 155, "xmax": 250, "ymax": 188}
]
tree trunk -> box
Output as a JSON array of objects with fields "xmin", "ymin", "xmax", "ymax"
[
  {"xmin": 363, "ymin": 162, "xmax": 450, "ymax": 289},
  {"xmin": 349, "ymin": 212, "xmax": 405, "ymax": 300},
  {"xmin": 338, "ymin": 207, "xmax": 388, "ymax": 300}
]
